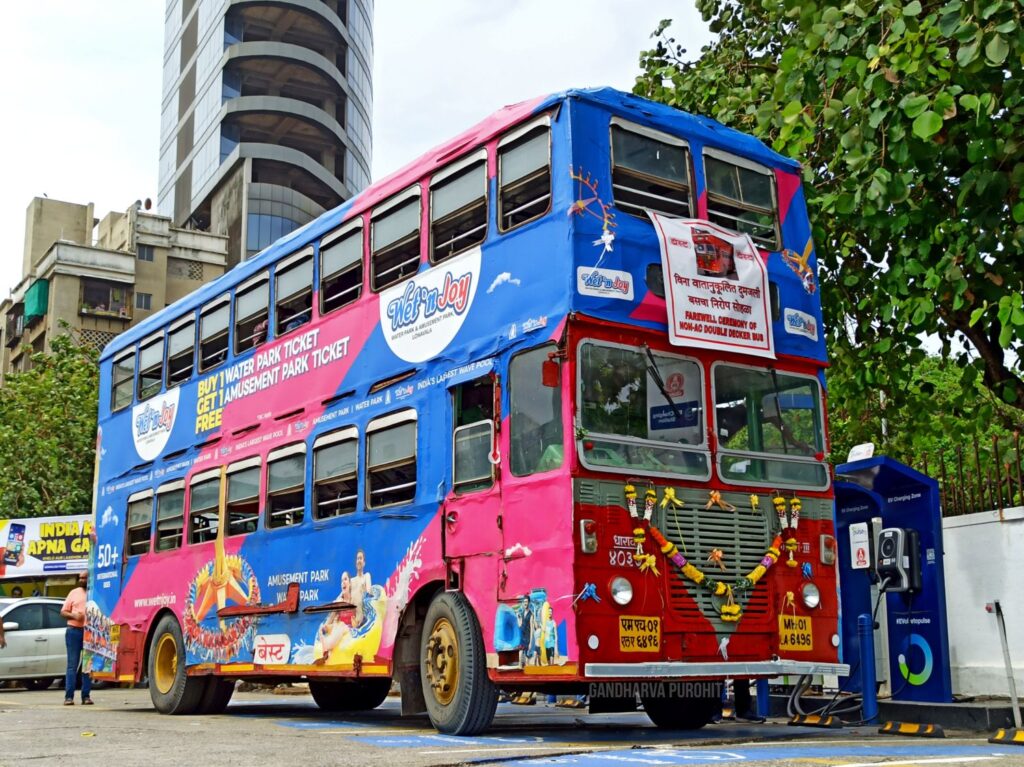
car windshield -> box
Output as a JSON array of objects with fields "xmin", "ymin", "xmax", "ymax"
[
  {"xmin": 713, "ymin": 364, "xmax": 827, "ymax": 488},
  {"xmin": 577, "ymin": 341, "xmax": 707, "ymax": 478}
]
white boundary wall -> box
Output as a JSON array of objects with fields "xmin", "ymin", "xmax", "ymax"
[{"xmin": 943, "ymin": 505, "xmax": 1024, "ymax": 697}]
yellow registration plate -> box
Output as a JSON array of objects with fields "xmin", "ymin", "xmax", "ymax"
[
  {"xmin": 619, "ymin": 615, "xmax": 660, "ymax": 653},
  {"xmin": 110, "ymin": 624, "xmax": 121, "ymax": 644},
  {"xmin": 778, "ymin": 615, "xmax": 813, "ymax": 652}
]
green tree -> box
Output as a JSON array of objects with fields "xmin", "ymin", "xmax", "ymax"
[
  {"xmin": 635, "ymin": 0, "xmax": 1024, "ymax": 438},
  {"xmin": 0, "ymin": 332, "xmax": 99, "ymax": 518}
]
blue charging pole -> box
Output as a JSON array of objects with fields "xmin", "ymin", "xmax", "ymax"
[
  {"xmin": 859, "ymin": 613, "xmax": 878, "ymax": 723},
  {"xmin": 755, "ymin": 678, "xmax": 770, "ymax": 719}
]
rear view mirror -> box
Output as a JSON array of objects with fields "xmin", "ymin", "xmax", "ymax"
[
  {"xmin": 542, "ymin": 359, "xmax": 560, "ymax": 388},
  {"xmin": 3, "ymin": 621, "xmax": 18, "ymax": 631}
]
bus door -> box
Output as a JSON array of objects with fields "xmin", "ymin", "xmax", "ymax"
[{"xmin": 442, "ymin": 374, "xmax": 503, "ymax": 569}]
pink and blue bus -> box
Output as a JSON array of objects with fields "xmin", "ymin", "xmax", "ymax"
[{"xmin": 88, "ymin": 87, "xmax": 844, "ymax": 734}]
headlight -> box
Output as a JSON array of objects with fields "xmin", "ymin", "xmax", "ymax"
[
  {"xmin": 801, "ymin": 582, "xmax": 821, "ymax": 609},
  {"xmin": 610, "ymin": 576, "xmax": 633, "ymax": 606}
]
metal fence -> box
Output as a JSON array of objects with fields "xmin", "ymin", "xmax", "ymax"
[{"xmin": 916, "ymin": 432, "xmax": 1023, "ymax": 517}]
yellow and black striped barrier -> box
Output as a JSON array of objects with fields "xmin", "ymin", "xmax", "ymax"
[
  {"xmin": 788, "ymin": 714, "xmax": 842, "ymax": 728},
  {"xmin": 988, "ymin": 728, "xmax": 1024, "ymax": 746},
  {"xmin": 878, "ymin": 721, "xmax": 945, "ymax": 738}
]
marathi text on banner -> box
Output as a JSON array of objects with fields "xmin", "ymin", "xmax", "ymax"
[{"xmin": 648, "ymin": 214, "xmax": 775, "ymax": 359}]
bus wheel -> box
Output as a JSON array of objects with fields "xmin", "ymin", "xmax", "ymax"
[
  {"xmin": 420, "ymin": 591, "xmax": 497, "ymax": 735},
  {"xmin": 147, "ymin": 614, "xmax": 205, "ymax": 715},
  {"xmin": 641, "ymin": 686, "xmax": 718, "ymax": 730},
  {"xmin": 196, "ymin": 677, "xmax": 235, "ymax": 714},
  {"xmin": 308, "ymin": 679, "xmax": 391, "ymax": 711}
]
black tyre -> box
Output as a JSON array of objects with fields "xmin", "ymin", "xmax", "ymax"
[
  {"xmin": 308, "ymin": 678, "xmax": 391, "ymax": 711},
  {"xmin": 641, "ymin": 684, "xmax": 719, "ymax": 730},
  {"xmin": 147, "ymin": 614, "xmax": 205, "ymax": 714},
  {"xmin": 420, "ymin": 591, "xmax": 498, "ymax": 735},
  {"xmin": 196, "ymin": 677, "xmax": 235, "ymax": 714},
  {"xmin": 24, "ymin": 678, "xmax": 56, "ymax": 691}
]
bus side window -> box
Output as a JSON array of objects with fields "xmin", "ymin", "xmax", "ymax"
[
  {"xmin": 199, "ymin": 297, "xmax": 230, "ymax": 372},
  {"xmin": 235, "ymin": 274, "xmax": 269, "ymax": 354},
  {"xmin": 313, "ymin": 427, "xmax": 359, "ymax": 519},
  {"xmin": 111, "ymin": 349, "xmax": 136, "ymax": 411},
  {"xmin": 371, "ymin": 192, "xmax": 420, "ymax": 291},
  {"xmin": 610, "ymin": 121, "xmax": 693, "ymax": 220},
  {"xmin": 452, "ymin": 377, "xmax": 495, "ymax": 493},
  {"xmin": 510, "ymin": 345, "xmax": 564, "ymax": 476},
  {"xmin": 227, "ymin": 459, "xmax": 261, "ymax": 535},
  {"xmin": 166, "ymin": 316, "xmax": 195, "ymax": 388},
  {"xmin": 320, "ymin": 225, "xmax": 363, "ymax": 315},
  {"xmin": 125, "ymin": 492, "xmax": 154, "ymax": 556},
  {"xmin": 137, "ymin": 333, "xmax": 165, "ymax": 401},
  {"xmin": 189, "ymin": 472, "xmax": 221, "ymax": 544},
  {"xmin": 276, "ymin": 252, "xmax": 313, "ymax": 336},
  {"xmin": 431, "ymin": 156, "xmax": 487, "ymax": 263},
  {"xmin": 155, "ymin": 484, "xmax": 185, "ymax": 552},
  {"xmin": 366, "ymin": 411, "xmax": 417, "ymax": 508},
  {"xmin": 498, "ymin": 124, "xmax": 551, "ymax": 232},
  {"xmin": 267, "ymin": 445, "xmax": 306, "ymax": 528},
  {"xmin": 703, "ymin": 150, "xmax": 779, "ymax": 250}
]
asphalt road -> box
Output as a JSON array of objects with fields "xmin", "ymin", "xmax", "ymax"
[{"xmin": 1, "ymin": 686, "xmax": 1020, "ymax": 767}]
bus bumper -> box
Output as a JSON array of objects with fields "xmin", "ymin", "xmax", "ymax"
[{"xmin": 584, "ymin": 660, "xmax": 850, "ymax": 678}]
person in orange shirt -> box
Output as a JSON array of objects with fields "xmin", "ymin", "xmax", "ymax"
[{"xmin": 60, "ymin": 572, "xmax": 92, "ymax": 705}]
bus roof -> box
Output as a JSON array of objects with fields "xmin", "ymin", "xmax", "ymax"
[{"xmin": 100, "ymin": 87, "xmax": 799, "ymax": 362}]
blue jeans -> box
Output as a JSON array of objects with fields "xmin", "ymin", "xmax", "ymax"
[{"xmin": 64, "ymin": 626, "xmax": 91, "ymax": 701}]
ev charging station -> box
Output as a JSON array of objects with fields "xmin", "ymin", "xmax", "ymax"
[{"xmin": 833, "ymin": 456, "xmax": 954, "ymax": 704}]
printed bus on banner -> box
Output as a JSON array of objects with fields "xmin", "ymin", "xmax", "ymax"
[{"xmin": 88, "ymin": 88, "xmax": 840, "ymax": 736}]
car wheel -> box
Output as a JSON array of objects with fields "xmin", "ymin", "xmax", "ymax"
[{"xmin": 23, "ymin": 678, "xmax": 55, "ymax": 691}]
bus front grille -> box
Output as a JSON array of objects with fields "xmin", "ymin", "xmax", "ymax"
[{"xmin": 660, "ymin": 502, "xmax": 773, "ymax": 632}]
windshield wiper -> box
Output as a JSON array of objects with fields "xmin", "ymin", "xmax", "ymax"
[
  {"xmin": 643, "ymin": 344, "xmax": 684, "ymax": 423},
  {"xmin": 769, "ymin": 367, "xmax": 792, "ymax": 455}
]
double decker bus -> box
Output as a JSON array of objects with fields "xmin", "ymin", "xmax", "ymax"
[{"xmin": 88, "ymin": 87, "xmax": 845, "ymax": 734}]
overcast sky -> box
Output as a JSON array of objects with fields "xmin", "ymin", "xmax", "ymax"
[{"xmin": 0, "ymin": 1, "xmax": 710, "ymax": 295}]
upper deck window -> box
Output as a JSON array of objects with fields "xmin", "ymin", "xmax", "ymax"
[
  {"xmin": 111, "ymin": 349, "xmax": 136, "ymax": 411},
  {"xmin": 276, "ymin": 252, "xmax": 314, "ymax": 335},
  {"xmin": 189, "ymin": 471, "xmax": 221, "ymax": 544},
  {"xmin": 704, "ymin": 150, "xmax": 779, "ymax": 249},
  {"xmin": 235, "ymin": 274, "xmax": 269, "ymax": 354},
  {"xmin": 498, "ymin": 123, "xmax": 551, "ymax": 231},
  {"xmin": 267, "ymin": 444, "xmax": 306, "ymax": 528},
  {"xmin": 313, "ymin": 427, "xmax": 358, "ymax": 519},
  {"xmin": 227, "ymin": 458, "xmax": 260, "ymax": 536},
  {"xmin": 372, "ymin": 192, "xmax": 420, "ymax": 291},
  {"xmin": 166, "ymin": 317, "xmax": 195, "ymax": 388},
  {"xmin": 199, "ymin": 296, "xmax": 229, "ymax": 372},
  {"xmin": 610, "ymin": 121, "xmax": 693, "ymax": 220},
  {"xmin": 137, "ymin": 333, "xmax": 164, "ymax": 401},
  {"xmin": 366, "ymin": 410, "xmax": 417, "ymax": 508},
  {"xmin": 320, "ymin": 225, "xmax": 363, "ymax": 315},
  {"xmin": 431, "ymin": 156, "xmax": 487, "ymax": 263}
]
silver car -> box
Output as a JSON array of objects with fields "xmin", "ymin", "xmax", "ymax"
[{"xmin": 1, "ymin": 597, "xmax": 67, "ymax": 690}]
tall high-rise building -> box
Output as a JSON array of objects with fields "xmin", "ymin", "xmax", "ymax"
[{"xmin": 158, "ymin": 0, "xmax": 372, "ymax": 266}]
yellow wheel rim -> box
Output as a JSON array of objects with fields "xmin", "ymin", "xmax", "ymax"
[
  {"xmin": 154, "ymin": 633, "xmax": 178, "ymax": 695},
  {"xmin": 425, "ymin": 617, "xmax": 459, "ymax": 706}
]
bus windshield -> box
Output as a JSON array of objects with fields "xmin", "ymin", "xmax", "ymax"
[
  {"xmin": 713, "ymin": 364, "xmax": 827, "ymax": 488},
  {"xmin": 577, "ymin": 341, "xmax": 707, "ymax": 478}
]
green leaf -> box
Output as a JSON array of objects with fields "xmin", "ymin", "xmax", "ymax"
[
  {"xmin": 912, "ymin": 111, "xmax": 944, "ymax": 139},
  {"xmin": 985, "ymin": 34, "xmax": 1009, "ymax": 65},
  {"xmin": 902, "ymin": 94, "xmax": 931, "ymax": 118},
  {"xmin": 956, "ymin": 40, "xmax": 980, "ymax": 67},
  {"xmin": 903, "ymin": 0, "xmax": 922, "ymax": 15},
  {"xmin": 958, "ymin": 93, "xmax": 979, "ymax": 111}
]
